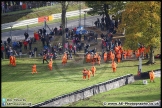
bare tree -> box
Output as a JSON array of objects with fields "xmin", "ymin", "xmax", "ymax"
[{"xmin": 60, "ymin": 1, "xmax": 69, "ymax": 53}]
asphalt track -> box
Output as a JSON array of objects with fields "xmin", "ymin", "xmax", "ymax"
[{"xmin": 1, "ymin": 15, "xmax": 102, "ymax": 42}]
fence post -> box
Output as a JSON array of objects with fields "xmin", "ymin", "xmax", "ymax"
[
  {"xmin": 35, "ymin": 51, "xmax": 36, "ymax": 58},
  {"xmin": 3, "ymin": 51, "xmax": 5, "ymax": 59}
]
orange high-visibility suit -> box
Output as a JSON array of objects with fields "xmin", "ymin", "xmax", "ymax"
[
  {"xmin": 82, "ymin": 69, "xmax": 87, "ymax": 79},
  {"xmin": 91, "ymin": 58, "xmax": 95, "ymax": 65},
  {"xmin": 127, "ymin": 49, "xmax": 133, "ymax": 58},
  {"xmin": 62, "ymin": 55, "xmax": 67, "ymax": 66},
  {"xmin": 123, "ymin": 50, "xmax": 127, "ymax": 59},
  {"xmin": 116, "ymin": 50, "xmax": 121, "ymax": 63},
  {"xmin": 119, "ymin": 46, "xmax": 123, "ymax": 53},
  {"xmin": 110, "ymin": 52, "xmax": 115, "ymax": 62},
  {"xmin": 32, "ymin": 64, "xmax": 38, "ymax": 74},
  {"xmin": 48, "ymin": 60, "xmax": 53, "ymax": 70},
  {"xmin": 104, "ymin": 52, "xmax": 107, "ymax": 62},
  {"xmin": 12, "ymin": 56, "xmax": 16, "ymax": 66},
  {"xmin": 9, "ymin": 55, "xmax": 13, "ymax": 66},
  {"xmin": 91, "ymin": 66, "xmax": 96, "ymax": 77},
  {"xmin": 63, "ymin": 52, "xmax": 68, "ymax": 59},
  {"xmin": 86, "ymin": 53, "xmax": 91, "ymax": 63},
  {"xmin": 97, "ymin": 55, "xmax": 101, "ymax": 65},
  {"xmin": 114, "ymin": 46, "xmax": 119, "ymax": 53},
  {"xmin": 87, "ymin": 70, "xmax": 92, "ymax": 80},
  {"xmin": 94, "ymin": 53, "xmax": 98, "ymax": 63},
  {"xmin": 112, "ymin": 61, "xmax": 117, "ymax": 72},
  {"xmin": 135, "ymin": 49, "xmax": 140, "ymax": 58},
  {"xmin": 149, "ymin": 70, "xmax": 155, "ymax": 82}
]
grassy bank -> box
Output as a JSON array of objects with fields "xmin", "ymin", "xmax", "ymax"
[
  {"xmin": 2, "ymin": 2, "xmax": 88, "ymax": 24},
  {"xmin": 2, "ymin": 13, "xmax": 92, "ymax": 33},
  {"xmin": 2, "ymin": 56, "xmax": 160, "ymax": 106},
  {"xmin": 66, "ymin": 77, "xmax": 161, "ymax": 107}
]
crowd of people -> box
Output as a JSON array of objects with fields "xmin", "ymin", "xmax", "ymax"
[{"xmin": 1, "ymin": 15, "xmax": 154, "ymax": 80}]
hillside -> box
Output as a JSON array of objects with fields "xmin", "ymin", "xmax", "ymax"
[{"xmin": 2, "ymin": 2, "xmax": 88, "ymax": 24}]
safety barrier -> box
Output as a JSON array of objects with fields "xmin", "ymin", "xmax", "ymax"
[
  {"xmin": 140, "ymin": 69, "xmax": 161, "ymax": 79},
  {"xmin": 1, "ymin": 18, "xmax": 38, "ymax": 30},
  {"xmin": 1, "ymin": 8, "xmax": 92, "ymax": 30},
  {"xmin": 31, "ymin": 74, "xmax": 135, "ymax": 107}
]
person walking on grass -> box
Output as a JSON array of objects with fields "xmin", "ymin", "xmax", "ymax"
[
  {"xmin": 112, "ymin": 61, "xmax": 117, "ymax": 72},
  {"xmin": 43, "ymin": 53, "xmax": 48, "ymax": 64},
  {"xmin": 149, "ymin": 70, "xmax": 155, "ymax": 83},
  {"xmin": 82, "ymin": 68, "xmax": 87, "ymax": 80},
  {"xmin": 87, "ymin": 69, "xmax": 92, "ymax": 80},
  {"xmin": 48, "ymin": 59, "xmax": 53, "ymax": 71},
  {"xmin": 91, "ymin": 66, "xmax": 96, "ymax": 77},
  {"xmin": 9, "ymin": 55, "xmax": 13, "ymax": 66},
  {"xmin": 32, "ymin": 64, "xmax": 38, "ymax": 74},
  {"xmin": 12, "ymin": 55, "xmax": 16, "ymax": 66}
]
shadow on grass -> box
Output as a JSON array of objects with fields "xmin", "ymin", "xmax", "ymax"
[{"xmin": 2, "ymin": 61, "xmax": 110, "ymax": 82}]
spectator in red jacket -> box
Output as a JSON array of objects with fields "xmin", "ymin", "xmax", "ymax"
[{"xmin": 23, "ymin": 40, "xmax": 28, "ymax": 50}]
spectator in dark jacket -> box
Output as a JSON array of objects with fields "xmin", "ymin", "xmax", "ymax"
[
  {"xmin": 7, "ymin": 37, "xmax": 11, "ymax": 45},
  {"xmin": 24, "ymin": 32, "xmax": 29, "ymax": 40},
  {"xmin": 41, "ymin": 36, "xmax": 45, "ymax": 47}
]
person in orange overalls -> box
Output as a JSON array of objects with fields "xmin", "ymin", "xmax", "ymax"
[
  {"xmin": 97, "ymin": 54, "xmax": 101, "ymax": 65},
  {"xmin": 91, "ymin": 66, "xmax": 96, "ymax": 77},
  {"xmin": 32, "ymin": 64, "xmax": 38, "ymax": 74},
  {"xmin": 48, "ymin": 59, "xmax": 53, "ymax": 70},
  {"xmin": 103, "ymin": 52, "xmax": 107, "ymax": 62},
  {"xmin": 62, "ymin": 55, "xmax": 67, "ymax": 66},
  {"xmin": 135, "ymin": 49, "xmax": 140, "ymax": 59},
  {"xmin": 122, "ymin": 50, "xmax": 127, "ymax": 59},
  {"xmin": 12, "ymin": 55, "xmax": 16, "ymax": 66},
  {"xmin": 86, "ymin": 53, "xmax": 91, "ymax": 63},
  {"xmin": 9, "ymin": 55, "xmax": 13, "ymax": 66},
  {"xmin": 82, "ymin": 68, "xmax": 87, "ymax": 80},
  {"xmin": 111, "ymin": 61, "xmax": 117, "ymax": 72},
  {"xmin": 91, "ymin": 57, "xmax": 95, "ymax": 66},
  {"xmin": 110, "ymin": 51, "xmax": 115, "ymax": 62},
  {"xmin": 87, "ymin": 69, "xmax": 92, "ymax": 80},
  {"xmin": 93, "ymin": 53, "xmax": 98, "ymax": 63},
  {"xmin": 149, "ymin": 70, "xmax": 155, "ymax": 82},
  {"xmin": 116, "ymin": 50, "xmax": 121, "ymax": 63}
]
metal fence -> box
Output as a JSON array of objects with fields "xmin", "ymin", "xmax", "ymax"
[
  {"xmin": 1, "ymin": 1, "xmax": 84, "ymax": 14},
  {"xmin": 1, "ymin": 8, "xmax": 92, "ymax": 30}
]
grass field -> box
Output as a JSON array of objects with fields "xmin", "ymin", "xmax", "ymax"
[
  {"xmin": 1, "ymin": 2, "xmax": 161, "ymax": 106},
  {"xmin": 66, "ymin": 77, "xmax": 161, "ymax": 107},
  {"xmin": 2, "ymin": 25, "xmax": 161, "ymax": 106},
  {"xmin": 1, "ymin": 56, "xmax": 161, "ymax": 106}
]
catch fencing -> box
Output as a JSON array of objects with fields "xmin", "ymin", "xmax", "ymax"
[{"xmin": 1, "ymin": 8, "xmax": 92, "ymax": 30}]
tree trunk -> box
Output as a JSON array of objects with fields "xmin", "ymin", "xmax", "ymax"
[
  {"xmin": 62, "ymin": 2, "xmax": 66, "ymax": 53},
  {"xmin": 103, "ymin": 4, "xmax": 111, "ymax": 29},
  {"xmin": 146, "ymin": 46, "xmax": 155, "ymax": 64}
]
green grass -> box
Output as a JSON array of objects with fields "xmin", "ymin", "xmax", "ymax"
[
  {"xmin": 2, "ymin": 56, "xmax": 161, "ymax": 106},
  {"xmin": 66, "ymin": 77, "xmax": 161, "ymax": 107},
  {"xmin": 2, "ymin": 2, "xmax": 88, "ymax": 24},
  {"xmin": 1, "ymin": 20, "xmax": 161, "ymax": 106}
]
